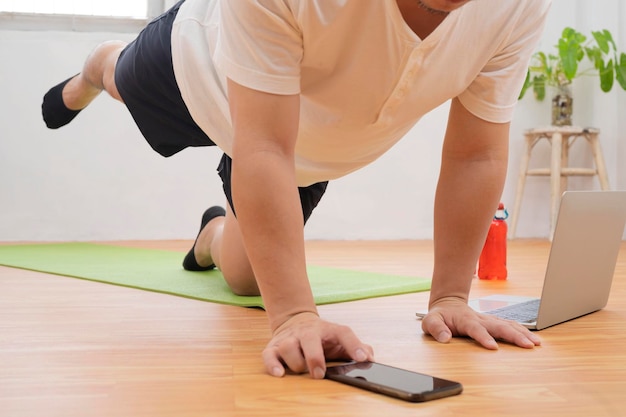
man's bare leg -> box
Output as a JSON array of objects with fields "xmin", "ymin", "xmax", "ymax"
[
  {"xmin": 45, "ymin": 41, "xmax": 260, "ymax": 297},
  {"xmin": 191, "ymin": 204, "xmax": 260, "ymax": 296},
  {"xmin": 42, "ymin": 40, "xmax": 128, "ymax": 128}
]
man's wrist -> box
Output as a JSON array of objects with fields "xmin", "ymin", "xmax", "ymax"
[
  {"xmin": 428, "ymin": 294, "xmax": 469, "ymax": 310},
  {"xmin": 270, "ymin": 309, "xmax": 319, "ymax": 334}
]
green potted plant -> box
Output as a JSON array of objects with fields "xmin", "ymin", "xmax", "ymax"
[{"xmin": 519, "ymin": 27, "xmax": 626, "ymax": 126}]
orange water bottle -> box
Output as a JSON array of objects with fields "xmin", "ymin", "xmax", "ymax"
[{"xmin": 478, "ymin": 203, "xmax": 508, "ymax": 280}]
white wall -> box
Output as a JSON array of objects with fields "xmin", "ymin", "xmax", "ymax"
[
  {"xmin": 510, "ymin": 0, "xmax": 626, "ymax": 238},
  {"xmin": 1, "ymin": 0, "xmax": 625, "ymax": 242}
]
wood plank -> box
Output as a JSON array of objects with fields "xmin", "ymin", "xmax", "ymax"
[{"xmin": 1, "ymin": 239, "xmax": 625, "ymax": 416}]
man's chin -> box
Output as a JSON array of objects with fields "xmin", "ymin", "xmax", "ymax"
[{"xmin": 418, "ymin": 0, "xmax": 472, "ymax": 13}]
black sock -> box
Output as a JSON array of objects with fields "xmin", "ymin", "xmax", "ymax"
[
  {"xmin": 183, "ymin": 206, "xmax": 226, "ymax": 271},
  {"xmin": 182, "ymin": 247, "xmax": 214, "ymax": 271},
  {"xmin": 42, "ymin": 75, "xmax": 83, "ymax": 129}
]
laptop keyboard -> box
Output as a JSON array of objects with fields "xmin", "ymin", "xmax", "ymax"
[{"xmin": 484, "ymin": 298, "xmax": 540, "ymax": 323}]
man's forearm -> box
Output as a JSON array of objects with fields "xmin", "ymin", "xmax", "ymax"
[
  {"xmin": 232, "ymin": 150, "xmax": 318, "ymax": 331},
  {"xmin": 429, "ymin": 155, "xmax": 507, "ymax": 306},
  {"xmin": 428, "ymin": 98, "xmax": 510, "ymax": 307}
]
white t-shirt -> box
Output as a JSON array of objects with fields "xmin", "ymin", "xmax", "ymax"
[{"xmin": 171, "ymin": 0, "xmax": 551, "ymax": 186}]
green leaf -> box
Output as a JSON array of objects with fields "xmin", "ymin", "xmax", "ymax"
[
  {"xmin": 592, "ymin": 30, "xmax": 610, "ymax": 54},
  {"xmin": 585, "ymin": 46, "xmax": 603, "ymax": 70},
  {"xmin": 599, "ymin": 59, "xmax": 614, "ymax": 92},
  {"xmin": 532, "ymin": 75, "xmax": 546, "ymax": 100},
  {"xmin": 526, "ymin": 27, "xmax": 626, "ymax": 99},
  {"xmin": 534, "ymin": 52, "xmax": 549, "ymax": 73},
  {"xmin": 561, "ymin": 27, "xmax": 575, "ymax": 40},
  {"xmin": 603, "ymin": 29, "xmax": 617, "ymax": 51},
  {"xmin": 559, "ymin": 38, "xmax": 579, "ymax": 81},
  {"xmin": 561, "ymin": 27, "xmax": 583, "ymax": 43},
  {"xmin": 616, "ymin": 52, "xmax": 626, "ymax": 90},
  {"xmin": 518, "ymin": 70, "xmax": 531, "ymax": 99},
  {"xmin": 537, "ymin": 51, "xmax": 547, "ymax": 65}
]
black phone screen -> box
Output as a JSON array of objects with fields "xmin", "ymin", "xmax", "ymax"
[{"xmin": 325, "ymin": 361, "xmax": 462, "ymax": 402}]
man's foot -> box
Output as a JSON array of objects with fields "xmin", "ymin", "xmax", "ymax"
[
  {"xmin": 41, "ymin": 75, "xmax": 85, "ymax": 129},
  {"xmin": 183, "ymin": 206, "xmax": 226, "ymax": 271}
]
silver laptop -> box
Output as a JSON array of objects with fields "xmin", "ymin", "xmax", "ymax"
[{"xmin": 417, "ymin": 191, "xmax": 626, "ymax": 330}]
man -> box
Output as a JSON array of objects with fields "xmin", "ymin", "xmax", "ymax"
[{"xmin": 42, "ymin": 0, "xmax": 550, "ymax": 379}]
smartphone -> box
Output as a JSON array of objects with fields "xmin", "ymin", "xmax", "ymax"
[{"xmin": 325, "ymin": 361, "xmax": 462, "ymax": 402}]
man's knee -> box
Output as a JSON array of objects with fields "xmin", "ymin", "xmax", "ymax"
[
  {"xmin": 223, "ymin": 269, "xmax": 260, "ymax": 297},
  {"xmin": 84, "ymin": 40, "xmax": 127, "ymax": 100}
]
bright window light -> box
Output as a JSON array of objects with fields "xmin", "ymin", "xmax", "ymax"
[{"xmin": 0, "ymin": 0, "xmax": 147, "ymax": 18}]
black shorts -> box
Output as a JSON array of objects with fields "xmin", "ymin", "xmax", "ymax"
[
  {"xmin": 217, "ymin": 154, "xmax": 328, "ymax": 224},
  {"xmin": 115, "ymin": 0, "xmax": 328, "ymax": 223},
  {"xmin": 114, "ymin": 0, "xmax": 214, "ymax": 157}
]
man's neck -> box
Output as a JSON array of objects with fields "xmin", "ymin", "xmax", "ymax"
[{"xmin": 396, "ymin": 0, "xmax": 448, "ymax": 40}]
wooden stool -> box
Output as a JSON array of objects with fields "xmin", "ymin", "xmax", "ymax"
[{"xmin": 510, "ymin": 126, "xmax": 610, "ymax": 240}]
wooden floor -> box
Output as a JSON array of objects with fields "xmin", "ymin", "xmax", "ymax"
[{"xmin": 1, "ymin": 239, "xmax": 626, "ymax": 417}]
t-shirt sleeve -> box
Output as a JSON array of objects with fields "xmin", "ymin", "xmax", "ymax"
[
  {"xmin": 214, "ymin": 0, "xmax": 303, "ymax": 95},
  {"xmin": 457, "ymin": 1, "xmax": 551, "ymax": 123}
]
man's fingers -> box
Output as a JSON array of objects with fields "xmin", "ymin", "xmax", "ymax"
[
  {"xmin": 421, "ymin": 308, "xmax": 498, "ymax": 348},
  {"xmin": 334, "ymin": 326, "xmax": 375, "ymax": 362},
  {"xmin": 422, "ymin": 305, "xmax": 542, "ymax": 350},
  {"xmin": 421, "ymin": 314, "xmax": 452, "ymax": 343},
  {"xmin": 481, "ymin": 319, "xmax": 541, "ymax": 348},
  {"xmin": 301, "ymin": 338, "xmax": 328, "ymax": 379},
  {"xmin": 462, "ymin": 320, "xmax": 499, "ymax": 350},
  {"xmin": 262, "ymin": 318, "xmax": 374, "ymax": 379},
  {"xmin": 276, "ymin": 337, "xmax": 309, "ymax": 374},
  {"xmin": 262, "ymin": 347, "xmax": 286, "ymax": 378}
]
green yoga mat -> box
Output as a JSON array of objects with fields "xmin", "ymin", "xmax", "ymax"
[{"xmin": 0, "ymin": 243, "xmax": 431, "ymax": 307}]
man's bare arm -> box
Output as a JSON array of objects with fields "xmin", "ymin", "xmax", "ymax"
[
  {"xmin": 227, "ymin": 79, "xmax": 374, "ymax": 377},
  {"xmin": 422, "ymin": 97, "xmax": 541, "ymax": 349}
]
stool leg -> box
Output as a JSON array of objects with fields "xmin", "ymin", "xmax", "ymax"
[
  {"xmin": 510, "ymin": 134, "xmax": 534, "ymax": 238},
  {"xmin": 588, "ymin": 134, "xmax": 610, "ymax": 190},
  {"xmin": 560, "ymin": 134, "xmax": 571, "ymax": 197},
  {"xmin": 549, "ymin": 132, "xmax": 563, "ymax": 241}
]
